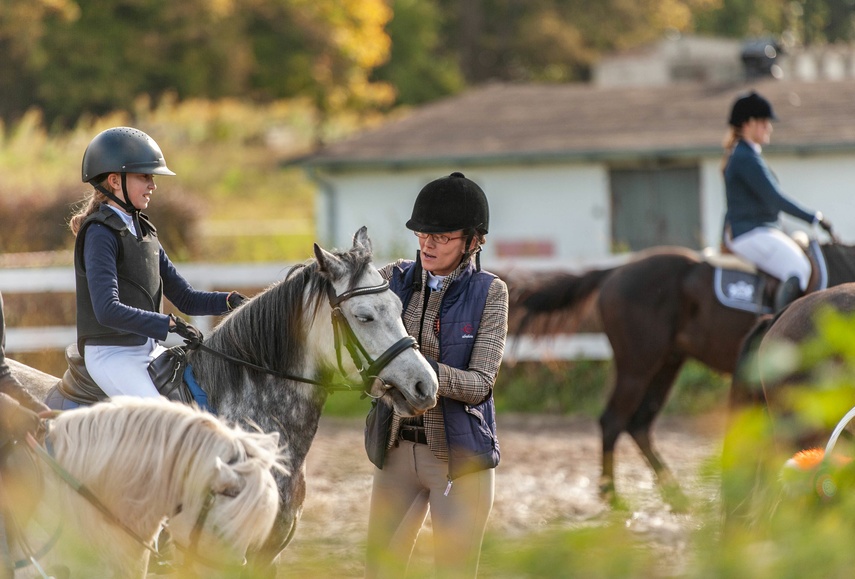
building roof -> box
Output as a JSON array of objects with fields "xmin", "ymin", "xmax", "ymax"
[{"xmin": 302, "ymin": 78, "xmax": 855, "ymax": 171}]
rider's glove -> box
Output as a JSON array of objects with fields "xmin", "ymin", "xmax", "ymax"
[
  {"xmin": 0, "ymin": 393, "xmax": 41, "ymax": 441},
  {"xmin": 169, "ymin": 314, "xmax": 203, "ymax": 349},
  {"xmin": 227, "ymin": 291, "xmax": 248, "ymax": 310}
]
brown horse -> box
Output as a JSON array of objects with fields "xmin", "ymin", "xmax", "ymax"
[
  {"xmin": 724, "ymin": 282, "xmax": 855, "ymax": 524},
  {"xmin": 515, "ymin": 242, "xmax": 855, "ymax": 509}
]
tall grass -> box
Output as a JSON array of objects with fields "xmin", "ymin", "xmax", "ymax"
[{"xmin": 1, "ymin": 97, "xmax": 325, "ymax": 262}]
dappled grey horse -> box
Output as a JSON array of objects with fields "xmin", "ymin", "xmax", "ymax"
[{"xmin": 13, "ymin": 227, "xmax": 439, "ymax": 577}]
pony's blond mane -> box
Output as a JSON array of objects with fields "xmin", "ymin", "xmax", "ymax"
[{"xmin": 46, "ymin": 397, "xmax": 283, "ymax": 575}]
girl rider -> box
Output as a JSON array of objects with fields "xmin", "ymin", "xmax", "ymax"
[{"xmin": 47, "ymin": 127, "xmax": 245, "ymax": 409}]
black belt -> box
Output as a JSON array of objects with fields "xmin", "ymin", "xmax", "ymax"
[{"xmin": 399, "ymin": 427, "xmax": 427, "ymax": 444}]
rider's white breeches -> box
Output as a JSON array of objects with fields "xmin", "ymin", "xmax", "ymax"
[
  {"xmin": 84, "ymin": 339, "xmax": 166, "ymax": 398},
  {"xmin": 726, "ymin": 226, "xmax": 811, "ymax": 291}
]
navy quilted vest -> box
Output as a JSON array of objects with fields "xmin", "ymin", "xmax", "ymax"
[{"xmin": 387, "ymin": 259, "xmax": 500, "ymax": 479}]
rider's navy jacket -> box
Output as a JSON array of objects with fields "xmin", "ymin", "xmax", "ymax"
[
  {"xmin": 367, "ymin": 258, "xmax": 500, "ymax": 480},
  {"xmin": 75, "ymin": 204, "xmax": 228, "ymax": 354},
  {"xmin": 724, "ymin": 139, "xmax": 817, "ymax": 239}
]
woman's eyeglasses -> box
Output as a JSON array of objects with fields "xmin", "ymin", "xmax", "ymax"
[{"xmin": 414, "ymin": 231, "xmax": 465, "ymax": 245}]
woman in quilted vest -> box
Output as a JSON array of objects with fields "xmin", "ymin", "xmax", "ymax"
[{"xmin": 364, "ymin": 172, "xmax": 509, "ymax": 578}]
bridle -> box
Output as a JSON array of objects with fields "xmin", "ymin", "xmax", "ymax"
[
  {"xmin": 24, "ymin": 433, "xmax": 247, "ymax": 576},
  {"xmin": 196, "ymin": 279, "xmax": 419, "ymax": 397}
]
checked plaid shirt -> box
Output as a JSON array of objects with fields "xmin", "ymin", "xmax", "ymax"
[{"xmin": 378, "ymin": 258, "xmax": 508, "ymax": 462}]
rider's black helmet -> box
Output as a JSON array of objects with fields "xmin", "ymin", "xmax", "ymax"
[
  {"xmin": 728, "ymin": 91, "xmax": 777, "ymax": 127},
  {"xmin": 405, "ymin": 172, "xmax": 489, "ymax": 234},
  {"xmin": 81, "ymin": 127, "xmax": 176, "ymax": 183}
]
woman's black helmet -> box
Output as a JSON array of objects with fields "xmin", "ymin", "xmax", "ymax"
[
  {"xmin": 406, "ymin": 172, "xmax": 489, "ymax": 234},
  {"xmin": 728, "ymin": 91, "xmax": 776, "ymax": 127},
  {"xmin": 81, "ymin": 127, "xmax": 175, "ymax": 183}
]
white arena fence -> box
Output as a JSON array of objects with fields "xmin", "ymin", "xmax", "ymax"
[{"xmin": 1, "ymin": 262, "xmax": 612, "ymax": 360}]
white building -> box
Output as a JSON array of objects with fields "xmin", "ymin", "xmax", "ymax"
[{"xmin": 300, "ymin": 78, "xmax": 855, "ymax": 270}]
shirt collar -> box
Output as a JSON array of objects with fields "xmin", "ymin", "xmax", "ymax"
[{"xmin": 104, "ymin": 204, "xmax": 137, "ymax": 236}]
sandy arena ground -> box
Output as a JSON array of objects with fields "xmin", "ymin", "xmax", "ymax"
[{"xmin": 277, "ymin": 412, "xmax": 725, "ymax": 577}]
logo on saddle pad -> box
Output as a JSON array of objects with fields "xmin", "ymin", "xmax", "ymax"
[
  {"xmin": 713, "ymin": 268, "xmax": 770, "ymax": 315},
  {"xmin": 726, "ymin": 280, "xmax": 755, "ymax": 302}
]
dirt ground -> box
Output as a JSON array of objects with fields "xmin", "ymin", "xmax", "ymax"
[{"xmin": 277, "ymin": 412, "xmax": 726, "ymax": 577}]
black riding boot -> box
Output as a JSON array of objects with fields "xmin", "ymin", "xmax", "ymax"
[{"xmin": 774, "ymin": 275, "xmax": 802, "ymax": 311}]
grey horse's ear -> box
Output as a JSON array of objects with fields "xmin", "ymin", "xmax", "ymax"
[
  {"xmin": 314, "ymin": 243, "xmax": 347, "ymax": 279},
  {"xmin": 352, "ymin": 226, "xmax": 372, "ymax": 254}
]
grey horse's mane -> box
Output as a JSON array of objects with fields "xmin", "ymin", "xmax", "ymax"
[{"xmin": 192, "ymin": 245, "xmax": 374, "ymax": 398}]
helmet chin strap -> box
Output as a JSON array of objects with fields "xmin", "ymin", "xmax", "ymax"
[{"xmin": 93, "ymin": 174, "xmax": 144, "ymax": 241}]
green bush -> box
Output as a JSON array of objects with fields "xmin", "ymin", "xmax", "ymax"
[{"xmin": 319, "ymin": 358, "xmax": 730, "ymax": 419}]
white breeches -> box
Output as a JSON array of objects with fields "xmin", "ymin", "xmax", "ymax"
[
  {"xmin": 84, "ymin": 339, "xmax": 166, "ymax": 398},
  {"xmin": 726, "ymin": 226, "xmax": 811, "ymax": 291}
]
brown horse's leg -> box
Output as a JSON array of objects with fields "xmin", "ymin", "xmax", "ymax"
[
  {"xmin": 599, "ymin": 371, "xmax": 653, "ymax": 508},
  {"xmin": 626, "ymin": 356, "xmax": 690, "ymax": 511}
]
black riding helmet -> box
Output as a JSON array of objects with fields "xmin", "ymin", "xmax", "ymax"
[
  {"xmin": 728, "ymin": 91, "xmax": 777, "ymax": 127},
  {"xmin": 82, "ymin": 127, "xmax": 175, "ymax": 183},
  {"xmin": 406, "ymin": 172, "xmax": 489, "ymax": 234},
  {"xmin": 82, "ymin": 127, "xmax": 175, "ymax": 240}
]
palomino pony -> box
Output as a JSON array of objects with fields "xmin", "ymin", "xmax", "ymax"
[
  {"xmin": 724, "ymin": 282, "xmax": 855, "ymax": 524},
  {"xmin": 15, "ymin": 227, "xmax": 438, "ymax": 577},
  {"xmin": 3, "ymin": 396, "xmax": 281, "ymax": 578},
  {"xmin": 515, "ymin": 239, "xmax": 855, "ymax": 509}
]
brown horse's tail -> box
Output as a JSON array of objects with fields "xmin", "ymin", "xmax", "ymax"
[{"xmin": 511, "ymin": 267, "xmax": 617, "ymax": 338}]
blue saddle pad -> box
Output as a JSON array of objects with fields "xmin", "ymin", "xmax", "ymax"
[{"xmin": 184, "ymin": 364, "xmax": 214, "ymax": 414}]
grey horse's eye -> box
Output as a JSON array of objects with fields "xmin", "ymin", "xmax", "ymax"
[{"xmin": 352, "ymin": 308, "xmax": 375, "ymax": 323}]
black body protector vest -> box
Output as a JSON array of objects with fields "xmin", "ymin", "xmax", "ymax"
[{"xmin": 74, "ymin": 205, "xmax": 163, "ymax": 354}]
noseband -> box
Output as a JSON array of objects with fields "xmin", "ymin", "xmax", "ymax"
[{"xmin": 197, "ymin": 279, "xmax": 419, "ymax": 396}]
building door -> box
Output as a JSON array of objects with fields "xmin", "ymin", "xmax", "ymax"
[{"xmin": 610, "ymin": 166, "xmax": 701, "ymax": 251}]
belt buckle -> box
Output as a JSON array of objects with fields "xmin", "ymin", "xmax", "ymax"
[{"xmin": 400, "ymin": 426, "xmax": 426, "ymax": 444}]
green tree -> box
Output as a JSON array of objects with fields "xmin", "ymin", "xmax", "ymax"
[
  {"xmin": 436, "ymin": 0, "xmax": 711, "ymax": 83},
  {"xmin": 371, "ymin": 0, "xmax": 464, "ymax": 106},
  {"xmin": 1, "ymin": 0, "xmax": 394, "ymax": 139},
  {"xmin": 0, "ymin": 0, "xmax": 79, "ymax": 126}
]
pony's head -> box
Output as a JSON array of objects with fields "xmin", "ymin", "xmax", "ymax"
[
  {"xmin": 164, "ymin": 408, "xmax": 283, "ymax": 576},
  {"xmin": 48, "ymin": 397, "xmax": 283, "ymax": 577},
  {"xmin": 313, "ymin": 226, "xmax": 438, "ymax": 415}
]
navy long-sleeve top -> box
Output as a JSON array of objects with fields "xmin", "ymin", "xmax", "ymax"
[
  {"xmin": 83, "ymin": 222, "xmax": 229, "ymax": 341},
  {"xmin": 724, "ymin": 139, "xmax": 818, "ymax": 239}
]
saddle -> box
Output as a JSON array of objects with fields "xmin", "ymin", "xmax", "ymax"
[
  {"xmin": 704, "ymin": 231, "xmax": 828, "ymax": 315},
  {"xmin": 58, "ymin": 344, "xmax": 194, "ymax": 406}
]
